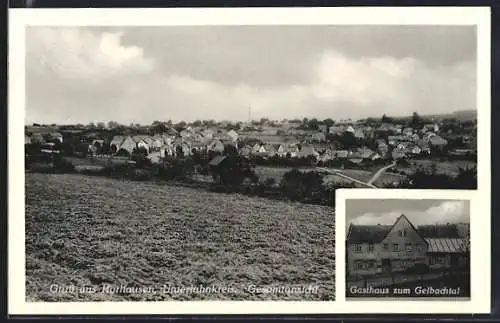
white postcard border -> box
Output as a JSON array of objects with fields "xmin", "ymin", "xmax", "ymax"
[{"xmin": 8, "ymin": 6, "xmax": 491, "ymax": 315}]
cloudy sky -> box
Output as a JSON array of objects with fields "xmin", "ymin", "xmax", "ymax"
[
  {"xmin": 346, "ymin": 199, "xmax": 470, "ymax": 227},
  {"xmin": 26, "ymin": 25, "xmax": 476, "ymax": 125}
]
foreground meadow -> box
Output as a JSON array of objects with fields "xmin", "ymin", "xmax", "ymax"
[{"xmin": 25, "ymin": 173, "xmax": 335, "ymax": 301}]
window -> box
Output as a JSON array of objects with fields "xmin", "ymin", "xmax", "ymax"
[
  {"xmin": 354, "ymin": 244, "xmax": 362, "ymax": 253},
  {"xmin": 406, "ymin": 243, "xmax": 412, "ymax": 252},
  {"xmin": 399, "ymin": 230, "xmax": 407, "ymax": 237},
  {"xmin": 393, "ymin": 243, "xmax": 399, "ymax": 252},
  {"xmin": 416, "ymin": 244, "xmax": 424, "ymax": 253},
  {"xmin": 383, "ymin": 243, "xmax": 389, "ymax": 251},
  {"xmin": 368, "ymin": 244, "xmax": 374, "ymax": 252},
  {"xmin": 355, "ymin": 261, "xmax": 363, "ymax": 269}
]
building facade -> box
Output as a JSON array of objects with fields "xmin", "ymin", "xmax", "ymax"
[{"xmin": 346, "ymin": 215, "xmax": 469, "ymax": 277}]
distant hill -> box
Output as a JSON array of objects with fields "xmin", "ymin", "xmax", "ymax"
[
  {"xmin": 424, "ymin": 110, "xmax": 477, "ymax": 122},
  {"xmin": 450, "ymin": 110, "xmax": 477, "ymax": 121}
]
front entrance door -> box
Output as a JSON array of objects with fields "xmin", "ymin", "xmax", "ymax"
[{"xmin": 382, "ymin": 259, "xmax": 392, "ymax": 273}]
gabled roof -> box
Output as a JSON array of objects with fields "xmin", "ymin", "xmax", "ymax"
[
  {"xmin": 143, "ymin": 137, "xmax": 154, "ymax": 145},
  {"xmin": 417, "ymin": 224, "xmax": 461, "ymax": 238},
  {"xmin": 264, "ymin": 144, "xmax": 277, "ymax": 152},
  {"xmin": 132, "ymin": 135, "xmax": 148, "ymax": 143},
  {"xmin": 298, "ymin": 145, "xmax": 318, "ymax": 155},
  {"xmin": 110, "ymin": 135, "xmax": 126, "ymax": 145},
  {"xmin": 347, "ymin": 214, "xmax": 425, "ymax": 244},
  {"xmin": 227, "ymin": 129, "xmax": 239, "ymax": 139},
  {"xmin": 346, "ymin": 224, "xmax": 392, "ymax": 243}
]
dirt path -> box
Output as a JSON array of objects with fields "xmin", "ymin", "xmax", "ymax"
[
  {"xmin": 316, "ymin": 167, "xmax": 377, "ymax": 188},
  {"xmin": 367, "ymin": 161, "xmax": 397, "ymax": 186}
]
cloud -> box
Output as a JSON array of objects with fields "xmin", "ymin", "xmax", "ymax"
[
  {"xmin": 25, "ymin": 27, "xmax": 476, "ymax": 125},
  {"xmin": 350, "ymin": 201, "xmax": 469, "ymax": 227},
  {"xmin": 26, "ymin": 27, "xmax": 154, "ymax": 80}
]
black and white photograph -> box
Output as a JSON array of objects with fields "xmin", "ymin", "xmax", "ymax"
[
  {"xmin": 9, "ymin": 6, "xmax": 491, "ymax": 315},
  {"xmin": 345, "ymin": 199, "xmax": 470, "ymax": 299},
  {"xmin": 24, "ymin": 24, "xmax": 478, "ymax": 302}
]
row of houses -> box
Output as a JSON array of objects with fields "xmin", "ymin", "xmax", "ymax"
[
  {"xmin": 106, "ymin": 129, "xmax": 239, "ymax": 158},
  {"xmin": 240, "ymin": 143, "xmax": 383, "ymax": 163},
  {"xmin": 346, "ymin": 215, "xmax": 470, "ymax": 277},
  {"xmin": 327, "ymin": 123, "xmax": 440, "ymax": 139}
]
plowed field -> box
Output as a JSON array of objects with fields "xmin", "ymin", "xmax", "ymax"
[{"xmin": 25, "ymin": 173, "xmax": 335, "ymax": 301}]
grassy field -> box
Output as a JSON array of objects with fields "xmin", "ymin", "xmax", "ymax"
[{"xmin": 25, "ymin": 173, "xmax": 335, "ymax": 301}]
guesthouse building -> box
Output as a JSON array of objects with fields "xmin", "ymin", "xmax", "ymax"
[{"xmin": 346, "ymin": 215, "xmax": 470, "ymax": 277}]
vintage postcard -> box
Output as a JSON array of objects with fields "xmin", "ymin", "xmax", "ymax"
[{"xmin": 9, "ymin": 6, "xmax": 490, "ymax": 315}]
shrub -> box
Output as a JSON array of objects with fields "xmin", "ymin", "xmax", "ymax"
[
  {"xmin": 131, "ymin": 153, "xmax": 153, "ymax": 169},
  {"xmin": 52, "ymin": 156, "xmax": 75, "ymax": 173},
  {"xmin": 263, "ymin": 177, "xmax": 277, "ymax": 187},
  {"xmin": 210, "ymin": 155, "xmax": 256, "ymax": 187},
  {"xmin": 158, "ymin": 158, "xmax": 194, "ymax": 181},
  {"xmin": 404, "ymin": 263, "xmax": 430, "ymax": 275},
  {"xmin": 280, "ymin": 169, "xmax": 325, "ymax": 203}
]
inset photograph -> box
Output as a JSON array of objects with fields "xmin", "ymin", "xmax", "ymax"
[{"xmin": 345, "ymin": 198, "xmax": 470, "ymax": 299}]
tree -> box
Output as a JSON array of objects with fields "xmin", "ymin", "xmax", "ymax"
[
  {"xmin": 96, "ymin": 122, "xmax": 106, "ymax": 129},
  {"xmin": 280, "ymin": 169, "xmax": 325, "ymax": 203},
  {"xmin": 323, "ymin": 118, "xmax": 335, "ymax": 128},
  {"xmin": 150, "ymin": 122, "xmax": 170, "ymax": 134},
  {"xmin": 381, "ymin": 114, "xmax": 392, "ymax": 123},
  {"xmin": 174, "ymin": 121, "xmax": 186, "ymax": 132},
  {"xmin": 308, "ymin": 118, "xmax": 320, "ymax": 130},
  {"xmin": 88, "ymin": 122, "xmax": 96, "ymax": 129},
  {"xmin": 210, "ymin": 148, "xmax": 256, "ymax": 187},
  {"xmin": 411, "ymin": 112, "xmax": 421, "ymax": 128},
  {"xmin": 108, "ymin": 121, "xmax": 120, "ymax": 129},
  {"xmin": 223, "ymin": 144, "xmax": 238, "ymax": 157}
]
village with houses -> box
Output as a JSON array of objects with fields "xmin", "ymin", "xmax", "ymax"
[{"xmin": 25, "ymin": 110, "xmax": 477, "ymax": 182}]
